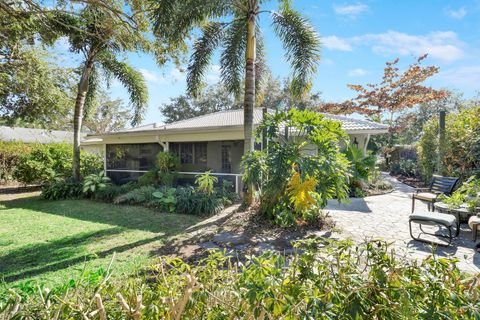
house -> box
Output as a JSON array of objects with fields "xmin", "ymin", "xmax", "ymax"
[
  {"xmin": 82, "ymin": 109, "xmax": 388, "ymax": 191},
  {"xmin": 0, "ymin": 126, "xmax": 76, "ymax": 144}
]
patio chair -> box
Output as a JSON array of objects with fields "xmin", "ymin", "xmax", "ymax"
[
  {"xmin": 409, "ymin": 211, "xmax": 460, "ymax": 246},
  {"xmin": 411, "ymin": 175, "xmax": 459, "ymax": 213}
]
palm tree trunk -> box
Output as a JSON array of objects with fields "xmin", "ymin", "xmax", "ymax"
[
  {"xmin": 243, "ymin": 13, "xmax": 256, "ymax": 155},
  {"xmin": 73, "ymin": 55, "xmax": 95, "ymax": 181}
]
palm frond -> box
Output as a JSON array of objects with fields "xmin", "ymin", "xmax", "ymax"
[
  {"xmin": 272, "ymin": 7, "xmax": 320, "ymax": 98},
  {"xmin": 220, "ymin": 17, "xmax": 247, "ymax": 99},
  {"xmin": 255, "ymin": 28, "xmax": 268, "ymax": 104},
  {"xmin": 151, "ymin": 0, "xmax": 232, "ymax": 41},
  {"xmin": 187, "ymin": 22, "xmax": 224, "ymax": 97},
  {"xmin": 99, "ymin": 53, "xmax": 148, "ymax": 126}
]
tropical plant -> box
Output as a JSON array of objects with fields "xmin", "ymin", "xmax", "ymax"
[
  {"xmin": 195, "ymin": 170, "xmax": 218, "ymax": 195},
  {"xmin": 93, "ymin": 182, "xmax": 138, "ymax": 202},
  {"xmin": 113, "ymin": 186, "xmax": 157, "ymax": 205},
  {"xmin": 440, "ymin": 176, "xmax": 480, "ymax": 213},
  {"xmin": 242, "ymin": 109, "xmax": 350, "ymax": 225},
  {"xmin": 152, "ymin": 0, "xmax": 320, "ymax": 157},
  {"xmin": 152, "ymin": 187, "xmax": 177, "ymax": 213},
  {"xmin": 343, "ymin": 145, "xmax": 376, "ymax": 195},
  {"xmin": 175, "ymin": 186, "xmax": 224, "ymax": 216},
  {"xmin": 82, "ymin": 171, "xmax": 111, "ymax": 195}
]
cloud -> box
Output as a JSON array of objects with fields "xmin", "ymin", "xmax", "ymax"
[
  {"xmin": 139, "ymin": 68, "xmax": 160, "ymax": 83},
  {"xmin": 436, "ymin": 66, "xmax": 480, "ymax": 89},
  {"xmin": 348, "ymin": 68, "xmax": 369, "ymax": 77},
  {"xmin": 323, "ymin": 36, "xmax": 353, "ymax": 51},
  {"xmin": 323, "ymin": 31, "xmax": 466, "ymax": 62},
  {"xmin": 445, "ymin": 6, "xmax": 467, "ymax": 19},
  {"xmin": 333, "ymin": 3, "xmax": 369, "ymax": 17}
]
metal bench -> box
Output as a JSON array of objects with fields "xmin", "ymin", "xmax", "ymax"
[
  {"xmin": 411, "ymin": 175, "xmax": 459, "ymax": 213},
  {"xmin": 409, "ymin": 211, "xmax": 459, "ymax": 246}
]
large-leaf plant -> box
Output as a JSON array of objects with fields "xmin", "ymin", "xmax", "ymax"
[{"xmin": 242, "ymin": 109, "xmax": 350, "ymax": 225}]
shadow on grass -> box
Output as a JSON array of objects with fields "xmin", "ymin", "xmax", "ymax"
[
  {"xmin": 1, "ymin": 195, "xmax": 202, "ymax": 233},
  {"xmin": 0, "ymin": 195, "xmax": 204, "ymax": 283}
]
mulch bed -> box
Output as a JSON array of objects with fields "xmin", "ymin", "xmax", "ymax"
[{"xmin": 0, "ymin": 182, "xmax": 41, "ymax": 194}]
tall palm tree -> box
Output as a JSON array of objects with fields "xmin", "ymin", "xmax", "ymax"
[
  {"xmin": 55, "ymin": 5, "xmax": 150, "ymax": 180},
  {"xmin": 152, "ymin": 0, "xmax": 321, "ymax": 155}
]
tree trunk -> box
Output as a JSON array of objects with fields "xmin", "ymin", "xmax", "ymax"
[
  {"xmin": 243, "ymin": 13, "xmax": 256, "ymax": 155},
  {"xmin": 73, "ymin": 55, "xmax": 95, "ymax": 181}
]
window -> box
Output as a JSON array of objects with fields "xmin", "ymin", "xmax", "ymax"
[{"xmin": 171, "ymin": 142, "xmax": 208, "ymax": 165}]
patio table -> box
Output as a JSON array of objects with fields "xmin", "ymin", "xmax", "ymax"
[{"xmin": 434, "ymin": 202, "xmax": 480, "ymax": 241}]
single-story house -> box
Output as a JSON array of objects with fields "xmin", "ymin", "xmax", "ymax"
[
  {"xmin": 0, "ymin": 126, "xmax": 76, "ymax": 144},
  {"xmin": 82, "ymin": 109, "xmax": 388, "ymax": 191}
]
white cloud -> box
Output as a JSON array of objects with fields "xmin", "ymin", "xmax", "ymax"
[
  {"xmin": 324, "ymin": 31, "xmax": 466, "ymax": 62},
  {"xmin": 436, "ymin": 66, "xmax": 480, "ymax": 89},
  {"xmin": 323, "ymin": 36, "xmax": 353, "ymax": 51},
  {"xmin": 139, "ymin": 68, "xmax": 160, "ymax": 83},
  {"xmin": 333, "ymin": 3, "xmax": 369, "ymax": 17},
  {"xmin": 348, "ymin": 68, "xmax": 369, "ymax": 77},
  {"xmin": 445, "ymin": 6, "xmax": 467, "ymax": 19}
]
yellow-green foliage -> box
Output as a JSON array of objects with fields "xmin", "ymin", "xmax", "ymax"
[
  {"xmin": 0, "ymin": 141, "xmax": 34, "ymax": 181},
  {"xmin": 418, "ymin": 107, "xmax": 480, "ymax": 181}
]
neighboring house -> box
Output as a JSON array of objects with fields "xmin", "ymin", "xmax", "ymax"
[
  {"xmin": 0, "ymin": 126, "xmax": 75, "ymax": 144},
  {"xmin": 82, "ymin": 109, "xmax": 388, "ymax": 191}
]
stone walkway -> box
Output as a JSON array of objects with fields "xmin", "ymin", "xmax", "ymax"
[{"xmin": 326, "ymin": 174, "xmax": 480, "ymax": 273}]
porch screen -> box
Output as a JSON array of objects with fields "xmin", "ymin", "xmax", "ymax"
[{"xmin": 106, "ymin": 143, "xmax": 161, "ymax": 183}]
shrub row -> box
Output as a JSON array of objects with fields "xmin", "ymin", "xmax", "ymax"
[
  {"xmin": 2, "ymin": 239, "xmax": 479, "ymax": 319},
  {"xmin": 0, "ymin": 141, "xmax": 102, "ymax": 184}
]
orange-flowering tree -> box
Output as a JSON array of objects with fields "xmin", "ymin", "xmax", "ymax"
[{"xmin": 321, "ymin": 55, "xmax": 448, "ymax": 117}]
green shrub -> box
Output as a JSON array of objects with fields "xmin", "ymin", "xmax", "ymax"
[
  {"xmin": 82, "ymin": 171, "xmax": 111, "ymax": 196},
  {"xmin": 391, "ymin": 158, "xmax": 417, "ymax": 177},
  {"xmin": 137, "ymin": 169, "xmax": 158, "ymax": 186},
  {"xmin": 175, "ymin": 186, "xmax": 224, "ymax": 216},
  {"xmin": 93, "ymin": 182, "xmax": 138, "ymax": 202},
  {"xmin": 113, "ymin": 186, "xmax": 157, "ymax": 205},
  {"xmin": 12, "ymin": 143, "xmax": 102, "ymax": 184},
  {"xmin": 2, "ymin": 239, "xmax": 479, "ymax": 319},
  {"xmin": 440, "ymin": 176, "xmax": 480, "ymax": 213},
  {"xmin": 343, "ymin": 145, "xmax": 377, "ymax": 195},
  {"xmin": 41, "ymin": 178, "xmax": 83, "ymax": 200},
  {"xmin": 418, "ymin": 106, "xmax": 480, "ymax": 181}
]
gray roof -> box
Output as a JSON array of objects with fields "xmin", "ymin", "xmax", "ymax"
[
  {"xmin": 0, "ymin": 126, "xmax": 75, "ymax": 144},
  {"xmin": 91, "ymin": 109, "xmax": 388, "ymax": 137}
]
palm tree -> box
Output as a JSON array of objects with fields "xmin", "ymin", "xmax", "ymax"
[
  {"xmin": 55, "ymin": 5, "xmax": 150, "ymax": 180},
  {"xmin": 152, "ymin": 0, "xmax": 321, "ymax": 155}
]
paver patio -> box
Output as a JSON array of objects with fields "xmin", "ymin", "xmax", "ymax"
[{"xmin": 326, "ymin": 174, "xmax": 480, "ymax": 273}]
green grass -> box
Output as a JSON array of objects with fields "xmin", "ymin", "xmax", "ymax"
[{"xmin": 0, "ymin": 195, "xmax": 202, "ymax": 289}]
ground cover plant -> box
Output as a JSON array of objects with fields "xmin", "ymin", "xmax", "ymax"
[
  {"xmin": 2, "ymin": 239, "xmax": 479, "ymax": 319},
  {"xmin": 0, "ymin": 194, "xmax": 201, "ymax": 289}
]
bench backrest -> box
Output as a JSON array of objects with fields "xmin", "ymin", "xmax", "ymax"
[{"xmin": 429, "ymin": 175, "xmax": 459, "ymax": 195}]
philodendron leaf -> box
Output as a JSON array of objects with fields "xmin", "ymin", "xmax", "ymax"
[{"xmin": 152, "ymin": 191, "xmax": 164, "ymax": 199}]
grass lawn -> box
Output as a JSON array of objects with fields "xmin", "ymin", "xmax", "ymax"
[{"xmin": 0, "ymin": 193, "xmax": 202, "ymax": 290}]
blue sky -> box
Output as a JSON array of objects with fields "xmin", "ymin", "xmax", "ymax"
[{"xmin": 94, "ymin": 0, "xmax": 480, "ymax": 125}]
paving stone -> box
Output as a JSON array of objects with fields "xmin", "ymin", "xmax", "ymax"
[{"xmin": 326, "ymin": 173, "xmax": 480, "ymax": 273}]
